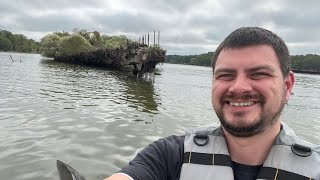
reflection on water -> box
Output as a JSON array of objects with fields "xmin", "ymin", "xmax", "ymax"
[
  {"xmin": 38, "ymin": 59, "xmax": 159, "ymax": 114},
  {"xmin": 123, "ymin": 77, "xmax": 158, "ymax": 114},
  {"xmin": 0, "ymin": 52, "xmax": 319, "ymax": 180}
]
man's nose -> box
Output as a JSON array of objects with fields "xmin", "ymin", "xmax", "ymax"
[{"xmin": 228, "ymin": 75, "xmax": 252, "ymax": 93}]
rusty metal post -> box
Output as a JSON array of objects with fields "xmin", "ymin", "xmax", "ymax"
[
  {"xmin": 158, "ymin": 30, "xmax": 160, "ymax": 46},
  {"xmin": 154, "ymin": 29, "xmax": 156, "ymax": 46}
]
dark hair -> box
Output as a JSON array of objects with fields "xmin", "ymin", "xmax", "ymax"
[{"xmin": 212, "ymin": 27, "xmax": 291, "ymax": 77}]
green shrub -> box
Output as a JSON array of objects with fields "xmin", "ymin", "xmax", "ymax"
[
  {"xmin": 58, "ymin": 34, "xmax": 93, "ymax": 56},
  {"xmin": 39, "ymin": 34, "xmax": 62, "ymax": 58}
]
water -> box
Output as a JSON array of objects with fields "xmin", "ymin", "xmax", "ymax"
[{"xmin": 0, "ymin": 52, "xmax": 319, "ymax": 180}]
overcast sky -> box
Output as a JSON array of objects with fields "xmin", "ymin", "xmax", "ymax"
[{"xmin": 1, "ymin": 0, "xmax": 320, "ymax": 55}]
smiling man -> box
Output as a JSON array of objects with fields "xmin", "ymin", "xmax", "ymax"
[
  {"xmin": 105, "ymin": 27, "xmax": 320, "ymax": 180},
  {"xmin": 212, "ymin": 45, "xmax": 290, "ymax": 139}
]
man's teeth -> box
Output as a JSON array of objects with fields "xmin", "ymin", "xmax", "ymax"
[{"xmin": 229, "ymin": 102, "xmax": 255, "ymax": 107}]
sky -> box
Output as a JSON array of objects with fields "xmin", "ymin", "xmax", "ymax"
[{"xmin": 1, "ymin": 0, "xmax": 320, "ymax": 55}]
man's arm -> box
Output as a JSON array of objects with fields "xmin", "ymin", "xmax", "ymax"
[{"xmin": 104, "ymin": 173, "xmax": 130, "ymax": 180}]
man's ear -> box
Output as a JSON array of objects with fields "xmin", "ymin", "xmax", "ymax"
[{"xmin": 285, "ymin": 71, "xmax": 295, "ymax": 101}]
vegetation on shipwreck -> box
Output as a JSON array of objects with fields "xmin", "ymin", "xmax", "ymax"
[{"xmin": 39, "ymin": 29, "xmax": 166, "ymax": 76}]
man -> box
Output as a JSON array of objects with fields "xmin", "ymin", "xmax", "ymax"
[{"xmin": 105, "ymin": 27, "xmax": 320, "ymax": 180}]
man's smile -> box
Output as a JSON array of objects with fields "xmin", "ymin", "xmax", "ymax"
[{"xmin": 228, "ymin": 101, "xmax": 258, "ymax": 107}]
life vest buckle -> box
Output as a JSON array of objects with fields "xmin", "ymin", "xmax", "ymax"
[
  {"xmin": 291, "ymin": 143, "xmax": 312, "ymax": 157},
  {"xmin": 193, "ymin": 134, "xmax": 209, "ymax": 146}
]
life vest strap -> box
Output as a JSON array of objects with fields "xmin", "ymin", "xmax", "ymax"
[
  {"xmin": 183, "ymin": 152, "xmax": 232, "ymax": 167},
  {"xmin": 257, "ymin": 167, "xmax": 314, "ymax": 180}
]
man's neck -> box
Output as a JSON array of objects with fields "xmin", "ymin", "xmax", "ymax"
[{"xmin": 223, "ymin": 122, "xmax": 281, "ymax": 166}]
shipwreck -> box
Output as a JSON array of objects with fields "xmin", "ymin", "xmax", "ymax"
[
  {"xmin": 54, "ymin": 43, "xmax": 166, "ymax": 77},
  {"xmin": 40, "ymin": 30, "xmax": 166, "ymax": 77}
]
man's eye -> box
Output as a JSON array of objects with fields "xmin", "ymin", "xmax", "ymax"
[
  {"xmin": 251, "ymin": 72, "xmax": 270, "ymax": 79},
  {"xmin": 216, "ymin": 74, "xmax": 234, "ymax": 80}
]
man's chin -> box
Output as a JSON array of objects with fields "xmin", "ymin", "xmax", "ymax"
[
  {"xmin": 221, "ymin": 120, "xmax": 263, "ymax": 137},
  {"xmin": 223, "ymin": 126, "xmax": 262, "ymax": 137}
]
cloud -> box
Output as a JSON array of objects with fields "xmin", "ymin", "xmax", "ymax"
[{"xmin": 1, "ymin": 0, "xmax": 320, "ymax": 55}]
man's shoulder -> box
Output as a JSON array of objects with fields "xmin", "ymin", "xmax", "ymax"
[
  {"xmin": 161, "ymin": 134, "xmax": 185, "ymax": 141},
  {"xmin": 278, "ymin": 123, "xmax": 319, "ymax": 147},
  {"xmin": 152, "ymin": 135, "xmax": 185, "ymax": 149},
  {"xmin": 276, "ymin": 122, "xmax": 320, "ymax": 157}
]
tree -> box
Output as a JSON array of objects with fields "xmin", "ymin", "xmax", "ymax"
[
  {"xmin": 11, "ymin": 34, "xmax": 27, "ymax": 52},
  {"xmin": 73, "ymin": 28, "xmax": 91, "ymax": 42},
  {"xmin": 0, "ymin": 35, "xmax": 12, "ymax": 51},
  {"xmin": 58, "ymin": 34, "xmax": 93, "ymax": 56},
  {"xmin": 0, "ymin": 30, "xmax": 14, "ymax": 41},
  {"xmin": 53, "ymin": 31, "xmax": 71, "ymax": 37},
  {"xmin": 39, "ymin": 34, "xmax": 62, "ymax": 58},
  {"xmin": 102, "ymin": 35, "xmax": 130, "ymax": 49},
  {"xmin": 190, "ymin": 58, "xmax": 198, "ymax": 65},
  {"xmin": 1, "ymin": 30, "xmax": 21, "ymax": 51}
]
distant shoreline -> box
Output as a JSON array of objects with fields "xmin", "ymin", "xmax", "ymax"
[
  {"xmin": 292, "ymin": 69, "xmax": 320, "ymax": 75},
  {"xmin": 164, "ymin": 62, "xmax": 320, "ymax": 75}
]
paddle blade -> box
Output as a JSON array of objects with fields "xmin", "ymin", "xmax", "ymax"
[{"xmin": 57, "ymin": 160, "xmax": 86, "ymax": 180}]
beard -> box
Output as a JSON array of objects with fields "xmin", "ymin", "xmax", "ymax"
[{"xmin": 214, "ymin": 91, "xmax": 286, "ymax": 137}]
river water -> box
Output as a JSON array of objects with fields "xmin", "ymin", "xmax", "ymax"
[{"xmin": 0, "ymin": 52, "xmax": 319, "ymax": 180}]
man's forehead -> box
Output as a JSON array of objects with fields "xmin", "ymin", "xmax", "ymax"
[
  {"xmin": 219, "ymin": 44, "xmax": 276, "ymax": 55},
  {"xmin": 214, "ymin": 65, "xmax": 276, "ymax": 74},
  {"xmin": 214, "ymin": 45, "xmax": 280, "ymax": 73},
  {"xmin": 216, "ymin": 45, "xmax": 278, "ymax": 63}
]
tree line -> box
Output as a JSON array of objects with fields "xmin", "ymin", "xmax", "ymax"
[
  {"xmin": 0, "ymin": 29, "xmax": 40, "ymax": 53},
  {"xmin": 165, "ymin": 52, "xmax": 214, "ymax": 66},
  {"xmin": 166, "ymin": 52, "xmax": 320, "ymax": 72},
  {"xmin": 291, "ymin": 54, "xmax": 320, "ymax": 72}
]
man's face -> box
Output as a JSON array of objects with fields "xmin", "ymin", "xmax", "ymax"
[{"xmin": 212, "ymin": 45, "xmax": 294, "ymax": 137}]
